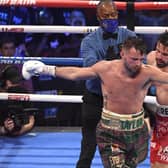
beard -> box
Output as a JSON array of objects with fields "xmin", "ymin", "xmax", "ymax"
[
  {"xmin": 156, "ymin": 59, "xmax": 168, "ymax": 68},
  {"xmin": 124, "ymin": 62, "xmax": 141, "ymax": 78}
]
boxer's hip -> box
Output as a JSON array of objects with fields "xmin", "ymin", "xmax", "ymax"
[{"xmin": 101, "ymin": 108, "xmax": 144, "ymax": 131}]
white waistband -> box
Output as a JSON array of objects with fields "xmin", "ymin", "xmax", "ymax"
[
  {"xmin": 156, "ymin": 103, "xmax": 168, "ymax": 108},
  {"xmin": 102, "ymin": 108, "xmax": 144, "ymax": 120},
  {"xmin": 101, "ymin": 109, "xmax": 144, "ymax": 131}
]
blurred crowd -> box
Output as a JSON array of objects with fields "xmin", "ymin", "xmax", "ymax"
[{"xmin": 0, "ymin": 6, "xmax": 167, "ymax": 58}]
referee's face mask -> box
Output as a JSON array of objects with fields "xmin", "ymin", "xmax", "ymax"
[
  {"xmin": 100, "ymin": 19, "xmax": 118, "ymax": 34},
  {"xmin": 97, "ymin": 1, "xmax": 118, "ymax": 33}
]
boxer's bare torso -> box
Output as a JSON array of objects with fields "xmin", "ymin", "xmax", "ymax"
[
  {"xmin": 52, "ymin": 47, "xmax": 168, "ymax": 115},
  {"xmin": 92, "ymin": 59, "xmax": 164, "ymax": 114}
]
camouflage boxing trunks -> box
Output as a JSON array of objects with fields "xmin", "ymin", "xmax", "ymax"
[{"xmin": 96, "ymin": 109, "xmax": 149, "ymax": 168}]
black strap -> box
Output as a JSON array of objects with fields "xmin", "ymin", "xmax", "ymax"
[{"xmin": 126, "ymin": 1, "xmax": 135, "ymax": 31}]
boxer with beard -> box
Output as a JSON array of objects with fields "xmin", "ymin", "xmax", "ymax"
[{"xmin": 147, "ymin": 31, "xmax": 168, "ymax": 168}]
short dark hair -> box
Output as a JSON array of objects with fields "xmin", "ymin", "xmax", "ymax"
[
  {"xmin": 158, "ymin": 31, "xmax": 168, "ymax": 47},
  {"xmin": 98, "ymin": 0, "xmax": 113, "ymax": 5},
  {"xmin": 122, "ymin": 37, "xmax": 147, "ymax": 55},
  {"xmin": 0, "ymin": 36, "xmax": 16, "ymax": 48},
  {"xmin": 97, "ymin": 0, "xmax": 116, "ymax": 10},
  {"xmin": 0, "ymin": 65, "xmax": 22, "ymax": 85}
]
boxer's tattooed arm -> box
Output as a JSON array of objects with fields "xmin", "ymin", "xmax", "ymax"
[{"xmin": 103, "ymin": 94, "xmax": 108, "ymax": 109}]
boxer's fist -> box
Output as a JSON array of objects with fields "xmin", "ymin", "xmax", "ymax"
[
  {"xmin": 22, "ymin": 60, "xmax": 45, "ymax": 80},
  {"xmin": 22, "ymin": 60, "xmax": 55, "ymax": 80}
]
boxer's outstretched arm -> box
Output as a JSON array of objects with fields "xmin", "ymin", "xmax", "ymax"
[
  {"xmin": 22, "ymin": 60, "xmax": 97, "ymax": 80},
  {"xmin": 55, "ymin": 66, "xmax": 97, "ymax": 80},
  {"xmin": 150, "ymin": 65, "xmax": 168, "ymax": 84}
]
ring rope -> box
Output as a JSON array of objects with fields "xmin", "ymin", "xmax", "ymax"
[
  {"xmin": 0, "ymin": 93, "xmax": 156, "ymax": 104},
  {"xmin": 0, "ymin": 57, "xmax": 83, "ymax": 66},
  {"xmin": 0, "ymin": 26, "xmax": 167, "ymax": 34},
  {"xmin": 0, "ymin": 1, "xmax": 167, "ymax": 10}
]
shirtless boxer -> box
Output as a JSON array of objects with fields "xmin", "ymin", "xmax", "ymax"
[
  {"xmin": 147, "ymin": 32, "xmax": 168, "ymax": 168},
  {"xmin": 22, "ymin": 37, "xmax": 168, "ymax": 167}
]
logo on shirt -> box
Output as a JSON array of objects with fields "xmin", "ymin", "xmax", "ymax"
[
  {"xmin": 158, "ymin": 106, "xmax": 168, "ymax": 117},
  {"xmin": 158, "ymin": 146, "xmax": 168, "ymax": 162}
]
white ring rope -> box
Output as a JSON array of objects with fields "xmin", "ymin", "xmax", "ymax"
[
  {"xmin": 0, "ymin": 93, "xmax": 156, "ymax": 104},
  {"xmin": 0, "ymin": 25, "xmax": 167, "ymax": 34},
  {"xmin": 0, "ymin": 93, "xmax": 83, "ymax": 103}
]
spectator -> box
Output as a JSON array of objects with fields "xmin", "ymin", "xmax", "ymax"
[
  {"xmin": 52, "ymin": 9, "xmax": 86, "ymax": 57},
  {"xmin": 146, "ymin": 31, "xmax": 168, "ymax": 168},
  {"xmin": 25, "ymin": 8, "xmax": 64, "ymax": 57},
  {"xmin": 136, "ymin": 10, "xmax": 168, "ymax": 52},
  {"xmin": 0, "ymin": 35, "xmax": 33, "ymax": 92},
  {"xmin": 0, "ymin": 7, "xmax": 30, "ymax": 25},
  {"xmin": 0, "ymin": 36, "xmax": 17, "ymax": 57},
  {"xmin": 0, "ymin": 7, "xmax": 31, "ymax": 48},
  {"xmin": 0, "ymin": 65, "xmax": 35, "ymax": 136}
]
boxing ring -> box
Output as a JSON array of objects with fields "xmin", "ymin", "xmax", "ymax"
[{"xmin": 0, "ymin": 1, "xmax": 168, "ymax": 168}]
